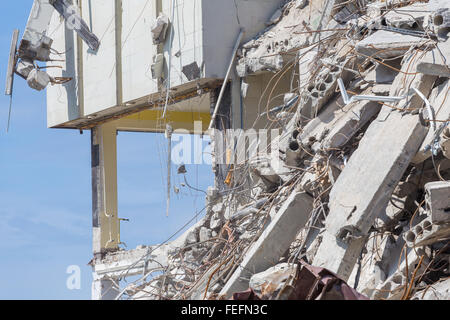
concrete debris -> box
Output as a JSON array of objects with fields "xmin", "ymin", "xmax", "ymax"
[
  {"xmin": 107, "ymin": 0, "xmax": 450, "ymax": 301},
  {"xmin": 151, "ymin": 54, "xmax": 164, "ymax": 79},
  {"xmin": 182, "ymin": 62, "xmax": 201, "ymax": 81},
  {"xmin": 151, "ymin": 13, "xmax": 169, "ymax": 45},
  {"xmin": 26, "ymin": 68, "xmax": 51, "ymax": 91},
  {"xmin": 233, "ymin": 261, "xmax": 368, "ymax": 300},
  {"xmin": 416, "ymin": 41, "xmax": 450, "ymax": 78},
  {"xmin": 220, "ymin": 191, "xmax": 313, "ymax": 297},
  {"xmin": 383, "ymin": 2, "xmax": 429, "ymax": 30},
  {"xmin": 248, "ymin": 263, "xmax": 297, "ymax": 299},
  {"xmin": 411, "ymin": 278, "xmax": 450, "ymax": 300},
  {"xmin": 412, "ymin": 79, "xmax": 450, "ymax": 163},
  {"xmin": 15, "ymin": 59, "xmax": 35, "ymax": 79},
  {"xmin": 432, "ymin": 8, "xmax": 450, "ymax": 36},
  {"xmin": 13, "ymin": 0, "xmax": 100, "ymax": 92}
]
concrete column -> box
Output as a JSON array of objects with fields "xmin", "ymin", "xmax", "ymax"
[{"xmin": 91, "ymin": 124, "xmax": 120, "ymax": 300}]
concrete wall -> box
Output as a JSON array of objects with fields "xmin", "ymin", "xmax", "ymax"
[
  {"xmin": 81, "ymin": 0, "xmax": 118, "ymax": 115},
  {"xmin": 122, "ymin": 0, "xmax": 158, "ymax": 103},
  {"xmin": 243, "ymin": 72, "xmax": 292, "ymax": 130},
  {"xmin": 164, "ymin": 0, "xmax": 204, "ymax": 88},
  {"xmin": 46, "ymin": 10, "xmax": 81, "ymax": 127},
  {"xmin": 202, "ymin": 0, "xmax": 284, "ymax": 79}
]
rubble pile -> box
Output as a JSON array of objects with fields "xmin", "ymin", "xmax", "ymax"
[{"xmin": 123, "ymin": 0, "xmax": 450, "ymax": 300}]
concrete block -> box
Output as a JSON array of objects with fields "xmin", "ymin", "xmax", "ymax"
[
  {"xmin": 416, "ymin": 41, "xmax": 450, "ymax": 77},
  {"xmin": 209, "ymin": 212, "xmax": 223, "ymax": 230},
  {"xmin": 403, "ymin": 216, "xmax": 450, "ymax": 247},
  {"xmin": 432, "ymin": 8, "xmax": 450, "ymax": 37},
  {"xmin": 285, "ymin": 138, "xmax": 303, "ymax": 167},
  {"xmin": 26, "ymin": 69, "xmax": 50, "ymax": 91},
  {"xmin": 298, "ymin": 62, "xmax": 345, "ymax": 122},
  {"xmin": 425, "ymin": 181, "xmax": 450, "ymax": 224},
  {"xmin": 15, "ymin": 59, "xmax": 34, "ymax": 79},
  {"xmin": 219, "ymin": 191, "xmax": 313, "ymax": 297},
  {"xmin": 185, "ymin": 229, "xmax": 199, "ymax": 245}
]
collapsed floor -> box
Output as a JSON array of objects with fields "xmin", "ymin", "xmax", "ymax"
[{"xmin": 106, "ymin": 0, "xmax": 450, "ymax": 300}]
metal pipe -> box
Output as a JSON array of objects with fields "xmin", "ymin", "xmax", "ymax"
[
  {"xmin": 208, "ymin": 29, "xmax": 244, "ymax": 130},
  {"xmin": 166, "ymin": 124, "xmax": 173, "ymax": 217}
]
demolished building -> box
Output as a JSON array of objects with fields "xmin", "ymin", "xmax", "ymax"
[{"xmin": 6, "ymin": 0, "xmax": 450, "ymax": 300}]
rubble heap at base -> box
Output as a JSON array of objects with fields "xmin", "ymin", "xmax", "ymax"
[{"xmin": 107, "ymin": 0, "xmax": 450, "ymax": 300}]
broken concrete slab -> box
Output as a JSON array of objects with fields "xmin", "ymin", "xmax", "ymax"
[
  {"xmin": 416, "ymin": 41, "xmax": 450, "ymax": 77},
  {"xmin": 312, "ymin": 56, "xmax": 435, "ymax": 281},
  {"xmin": 219, "ymin": 191, "xmax": 313, "ymax": 297},
  {"xmin": 411, "ymin": 278, "xmax": 450, "ymax": 300},
  {"xmin": 356, "ymin": 30, "xmax": 428, "ymax": 59},
  {"xmin": 372, "ymin": 247, "xmax": 430, "ymax": 300},
  {"xmin": 321, "ymin": 92, "xmax": 382, "ymax": 150},
  {"xmin": 236, "ymin": 0, "xmax": 334, "ymax": 77},
  {"xmin": 93, "ymin": 244, "xmax": 172, "ymax": 279},
  {"xmin": 383, "ymin": 2, "xmax": 429, "ymax": 30}
]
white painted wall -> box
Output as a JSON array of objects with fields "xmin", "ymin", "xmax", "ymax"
[
  {"xmin": 122, "ymin": 0, "xmax": 157, "ymax": 103},
  {"xmin": 81, "ymin": 0, "xmax": 117, "ymax": 115},
  {"xmin": 46, "ymin": 11, "xmax": 81, "ymax": 127},
  {"xmin": 163, "ymin": 0, "xmax": 204, "ymax": 88}
]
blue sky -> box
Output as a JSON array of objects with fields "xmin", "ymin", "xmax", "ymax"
[{"xmin": 0, "ymin": 1, "xmax": 213, "ymax": 299}]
